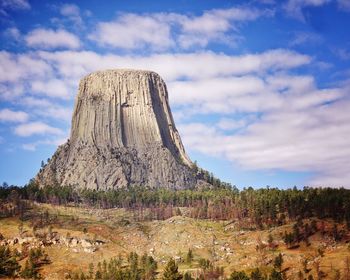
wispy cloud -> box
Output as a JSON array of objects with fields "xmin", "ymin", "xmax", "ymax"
[
  {"xmin": 1, "ymin": 0, "xmax": 30, "ymax": 14},
  {"xmin": 89, "ymin": 7, "xmax": 271, "ymax": 50},
  {"xmin": 0, "ymin": 108, "xmax": 28, "ymax": 122},
  {"xmin": 289, "ymin": 31, "xmax": 323, "ymax": 46},
  {"xmin": 59, "ymin": 3, "xmax": 83, "ymax": 27},
  {"xmin": 284, "ymin": 0, "xmax": 331, "ymax": 21},
  {"xmin": 14, "ymin": 121, "xmax": 63, "ymax": 137},
  {"xmin": 4, "ymin": 27, "xmax": 21, "ymax": 41},
  {"xmin": 22, "ymin": 136, "xmax": 67, "ymax": 151},
  {"xmin": 333, "ymin": 47, "xmax": 350, "ymax": 60},
  {"xmin": 30, "ymin": 78, "xmax": 72, "ymax": 99},
  {"xmin": 20, "ymin": 97, "xmax": 72, "ymax": 121},
  {"xmin": 25, "ymin": 28, "xmax": 81, "ymax": 49},
  {"xmin": 0, "ymin": 51, "xmax": 51, "ymax": 84},
  {"xmin": 337, "ymin": 0, "xmax": 350, "ymax": 11},
  {"xmin": 179, "ymin": 91, "xmax": 350, "ymax": 187},
  {"xmin": 36, "ymin": 48, "xmax": 310, "ymax": 82},
  {"xmin": 175, "ymin": 7, "xmax": 268, "ymax": 48},
  {"xmin": 89, "ymin": 13, "xmax": 174, "ymax": 51}
]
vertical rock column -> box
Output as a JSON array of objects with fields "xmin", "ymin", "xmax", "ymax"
[{"xmin": 36, "ymin": 69, "xmax": 197, "ymax": 190}]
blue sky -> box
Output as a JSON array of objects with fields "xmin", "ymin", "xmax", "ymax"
[{"xmin": 0, "ymin": 0, "xmax": 350, "ymax": 188}]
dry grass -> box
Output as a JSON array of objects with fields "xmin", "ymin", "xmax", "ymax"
[{"xmin": 1, "ymin": 203, "xmax": 349, "ymax": 279}]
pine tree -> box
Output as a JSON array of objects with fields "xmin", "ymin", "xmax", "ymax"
[
  {"xmin": 186, "ymin": 249, "xmax": 193, "ymax": 264},
  {"xmin": 273, "ymin": 253, "xmax": 283, "ymax": 272},
  {"xmin": 88, "ymin": 263, "xmax": 94, "ymax": 279},
  {"xmin": 229, "ymin": 271, "xmax": 250, "ymax": 280},
  {"xmin": 162, "ymin": 258, "xmax": 182, "ymax": 280},
  {"xmin": 21, "ymin": 259, "xmax": 38, "ymax": 279},
  {"xmin": 0, "ymin": 245, "xmax": 20, "ymax": 277},
  {"xmin": 251, "ymin": 268, "xmax": 264, "ymax": 280},
  {"xmin": 270, "ymin": 269, "xmax": 283, "ymax": 280},
  {"xmin": 183, "ymin": 272, "xmax": 193, "ymax": 280}
]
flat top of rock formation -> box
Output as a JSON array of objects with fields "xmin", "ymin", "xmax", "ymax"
[{"xmin": 82, "ymin": 69, "xmax": 160, "ymax": 79}]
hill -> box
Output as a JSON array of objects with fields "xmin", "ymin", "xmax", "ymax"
[{"xmin": 1, "ymin": 185, "xmax": 350, "ymax": 279}]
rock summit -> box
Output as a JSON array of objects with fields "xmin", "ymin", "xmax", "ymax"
[{"xmin": 36, "ymin": 69, "xmax": 203, "ymax": 190}]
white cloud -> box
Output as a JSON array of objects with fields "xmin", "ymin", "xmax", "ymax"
[
  {"xmin": 284, "ymin": 0, "xmax": 331, "ymax": 20},
  {"xmin": 333, "ymin": 47, "xmax": 350, "ymax": 60},
  {"xmin": 0, "ymin": 51, "xmax": 52, "ymax": 100},
  {"xmin": 20, "ymin": 97, "xmax": 72, "ymax": 121},
  {"xmin": 14, "ymin": 121, "xmax": 63, "ymax": 137},
  {"xmin": 60, "ymin": 3, "xmax": 83, "ymax": 26},
  {"xmin": 89, "ymin": 7, "xmax": 270, "ymax": 50},
  {"xmin": 176, "ymin": 7, "xmax": 266, "ymax": 48},
  {"xmin": 0, "ymin": 51, "xmax": 51, "ymax": 84},
  {"xmin": 289, "ymin": 31, "xmax": 323, "ymax": 46},
  {"xmin": 36, "ymin": 49, "xmax": 310, "ymax": 82},
  {"xmin": 168, "ymin": 72, "xmax": 338, "ymax": 115},
  {"xmin": 89, "ymin": 13, "xmax": 174, "ymax": 50},
  {"xmin": 0, "ymin": 108, "xmax": 28, "ymax": 122},
  {"xmin": 169, "ymin": 76, "xmax": 271, "ymax": 113},
  {"xmin": 217, "ymin": 118, "xmax": 249, "ymax": 131},
  {"xmin": 60, "ymin": 3, "xmax": 80, "ymax": 17},
  {"xmin": 22, "ymin": 136, "xmax": 68, "ymax": 151},
  {"xmin": 177, "ymin": 78, "xmax": 349, "ymax": 187},
  {"xmin": 31, "ymin": 78, "xmax": 72, "ymax": 99},
  {"xmin": 22, "ymin": 143, "xmax": 36, "ymax": 151},
  {"xmin": 4, "ymin": 27, "xmax": 21, "ymax": 41},
  {"xmin": 1, "ymin": 0, "xmax": 30, "ymax": 10},
  {"xmin": 25, "ymin": 28, "xmax": 81, "ymax": 49}
]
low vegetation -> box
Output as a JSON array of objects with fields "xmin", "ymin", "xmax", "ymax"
[{"xmin": 1, "ymin": 182, "xmax": 350, "ymax": 279}]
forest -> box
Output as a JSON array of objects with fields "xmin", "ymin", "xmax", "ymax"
[{"xmin": 1, "ymin": 181, "xmax": 350, "ymax": 229}]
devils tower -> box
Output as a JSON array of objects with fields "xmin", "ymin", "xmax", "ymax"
[{"xmin": 35, "ymin": 69, "xmax": 202, "ymax": 190}]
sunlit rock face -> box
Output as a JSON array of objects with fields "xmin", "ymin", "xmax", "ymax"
[{"xmin": 35, "ymin": 69, "xmax": 201, "ymax": 190}]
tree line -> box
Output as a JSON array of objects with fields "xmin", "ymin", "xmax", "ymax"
[{"xmin": 1, "ymin": 181, "xmax": 350, "ymax": 228}]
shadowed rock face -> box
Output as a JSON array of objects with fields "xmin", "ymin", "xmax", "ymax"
[{"xmin": 36, "ymin": 69, "xmax": 200, "ymax": 190}]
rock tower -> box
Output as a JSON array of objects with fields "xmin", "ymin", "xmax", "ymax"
[{"xmin": 35, "ymin": 69, "xmax": 201, "ymax": 190}]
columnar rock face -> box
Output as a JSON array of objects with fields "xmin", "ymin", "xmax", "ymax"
[{"xmin": 36, "ymin": 69, "xmax": 201, "ymax": 190}]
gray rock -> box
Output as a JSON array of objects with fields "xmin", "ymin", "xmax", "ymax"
[{"xmin": 36, "ymin": 69, "xmax": 207, "ymax": 190}]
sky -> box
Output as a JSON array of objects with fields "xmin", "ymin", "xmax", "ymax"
[{"xmin": 0, "ymin": 0, "xmax": 350, "ymax": 189}]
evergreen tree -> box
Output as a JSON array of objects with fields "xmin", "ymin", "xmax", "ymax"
[
  {"xmin": 128, "ymin": 251, "xmax": 140, "ymax": 280},
  {"xmin": 273, "ymin": 253, "xmax": 283, "ymax": 272},
  {"xmin": 140, "ymin": 254, "xmax": 157, "ymax": 280},
  {"xmin": 94, "ymin": 269, "xmax": 102, "ymax": 280},
  {"xmin": 21, "ymin": 248, "xmax": 50, "ymax": 279},
  {"xmin": 162, "ymin": 258, "xmax": 182, "ymax": 280},
  {"xmin": 229, "ymin": 271, "xmax": 250, "ymax": 280},
  {"xmin": 88, "ymin": 263, "xmax": 94, "ymax": 279},
  {"xmin": 251, "ymin": 268, "xmax": 265, "ymax": 280},
  {"xmin": 183, "ymin": 271, "xmax": 193, "ymax": 280},
  {"xmin": 21, "ymin": 259, "xmax": 38, "ymax": 279},
  {"xmin": 0, "ymin": 245, "xmax": 20, "ymax": 277},
  {"xmin": 186, "ymin": 249, "xmax": 193, "ymax": 264},
  {"xmin": 270, "ymin": 269, "xmax": 283, "ymax": 280}
]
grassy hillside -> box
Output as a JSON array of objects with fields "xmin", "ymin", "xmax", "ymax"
[{"xmin": 1, "ymin": 202, "xmax": 350, "ymax": 279}]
